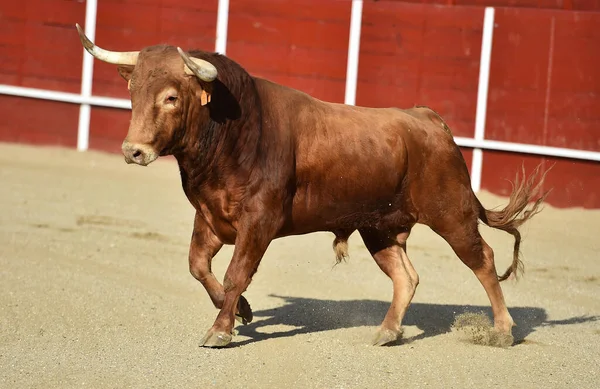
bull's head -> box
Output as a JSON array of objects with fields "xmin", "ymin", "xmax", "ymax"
[{"xmin": 75, "ymin": 24, "xmax": 217, "ymax": 166}]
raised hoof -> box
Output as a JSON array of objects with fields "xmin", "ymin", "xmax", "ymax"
[
  {"xmin": 235, "ymin": 295, "xmax": 253, "ymax": 325},
  {"xmin": 199, "ymin": 330, "xmax": 232, "ymax": 348},
  {"xmin": 372, "ymin": 327, "xmax": 402, "ymax": 346}
]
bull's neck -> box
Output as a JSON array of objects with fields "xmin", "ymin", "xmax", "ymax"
[{"xmin": 174, "ymin": 73, "xmax": 262, "ymax": 195}]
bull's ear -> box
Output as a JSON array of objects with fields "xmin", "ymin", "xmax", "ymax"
[{"xmin": 117, "ymin": 65, "xmax": 134, "ymax": 81}]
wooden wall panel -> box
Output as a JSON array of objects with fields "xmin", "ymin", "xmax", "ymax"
[
  {"xmin": 546, "ymin": 12, "xmax": 600, "ymax": 151},
  {"xmin": 226, "ymin": 0, "xmax": 351, "ymax": 103},
  {"xmin": 382, "ymin": 0, "xmax": 600, "ymax": 11},
  {"xmin": 0, "ymin": 96, "xmax": 78, "ymax": 147},
  {"xmin": 0, "ymin": 0, "xmax": 85, "ymax": 92},
  {"xmin": 92, "ymin": 0, "xmax": 218, "ymax": 99},
  {"xmin": 571, "ymin": 0, "xmax": 600, "ymax": 11},
  {"xmin": 482, "ymin": 7, "xmax": 600, "ymax": 208},
  {"xmin": 480, "ymin": 151, "xmax": 599, "ymax": 209},
  {"xmin": 485, "ymin": 8, "xmax": 553, "ymax": 146},
  {"xmin": 486, "ymin": 8, "xmax": 600, "ymax": 152},
  {"xmin": 0, "ymin": 1, "xmax": 84, "ymax": 149},
  {"xmin": 357, "ymin": 1, "xmax": 483, "ymax": 137},
  {"xmin": 89, "ymin": 108, "xmax": 131, "ymax": 154}
]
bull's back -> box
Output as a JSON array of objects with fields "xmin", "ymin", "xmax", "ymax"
[
  {"xmin": 285, "ymin": 99, "xmax": 421, "ymax": 232},
  {"xmin": 255, "ymin": 78, "xmax": 466, "ymax": 233}
]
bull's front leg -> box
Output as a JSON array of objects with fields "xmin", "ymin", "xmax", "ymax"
[
  {"xmin": 189, "ymin": 211, "xmax": 252, "ymax": 325},
  {"xmin": 200, "ymin": 212, "xmax": 280, "ymax": 348}
]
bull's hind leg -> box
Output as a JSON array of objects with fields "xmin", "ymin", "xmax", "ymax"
[
  {"xmin": 432, "ymin": 218, "xmax": 515, "ymax": 344},
  {"xmin": 359, "ymin": 228, "xmax": 419, "ymax": 346}
]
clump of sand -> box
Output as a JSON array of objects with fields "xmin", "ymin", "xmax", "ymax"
[{"xmin": 452, "ymin": 312, "xmax": 514, "ymax": 348}]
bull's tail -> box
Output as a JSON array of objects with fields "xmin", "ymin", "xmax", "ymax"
[{"xmin": 478, "ymin": 164, "xmax": 552, "ymax": 282}]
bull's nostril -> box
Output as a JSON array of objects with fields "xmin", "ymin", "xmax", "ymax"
[{"xmin": 132, "ymin": 150, "xmax": 142, "ymax": 159}]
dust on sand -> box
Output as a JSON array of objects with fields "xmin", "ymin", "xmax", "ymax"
[
  {"xmin": 452, "ymin": 312, "xmax": 514, "ymax": 347},
  {"xmin": 1, "ymin": 143, "xmax": 599, "ymax": 388}
]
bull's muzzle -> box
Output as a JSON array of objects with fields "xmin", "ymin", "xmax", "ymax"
[{"xmin": 121, "ymin": 141, "xmax": 158, "ymax": 166}]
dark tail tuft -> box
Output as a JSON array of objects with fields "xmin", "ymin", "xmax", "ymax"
[
  {"xmin": 332, "ymin": 229, "xmax": 353, "ymax": 264},
  {"xmin": 478, "ymin": 163, "xmax": 553, "ymax": 281}
]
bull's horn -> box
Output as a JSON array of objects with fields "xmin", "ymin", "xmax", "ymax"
[
  {"xmin": 177, "ymin": 47, "xmax": 218, "ymax": 82},
  {"xmin": 76, "ymin": 23, "xmax": 139, "ymax": 65}
]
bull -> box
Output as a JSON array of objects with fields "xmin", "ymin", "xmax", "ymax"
[{"xmin": 75, "ymin": 24, "xmax": 548, "ymax": 348}]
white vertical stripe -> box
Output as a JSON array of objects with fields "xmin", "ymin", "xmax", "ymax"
[
  {"xmin": 471, "ymin": 7, "xmax": 495, "ymax": 193},
  {"xmin": 344, "ymin": 0, "xmax": 363, "ymax": 106},
  {"xmin": 77, "ymin": 0, "xmax": 98, "ymax": 151},
  {"xmin": 215, "ymin": 0, "xmax": 230, "ymax": 54}
]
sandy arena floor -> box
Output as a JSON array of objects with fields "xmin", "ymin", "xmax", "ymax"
[{"xmin": 0, "ymin": 142, "xmax": 598, "ymax": 388}]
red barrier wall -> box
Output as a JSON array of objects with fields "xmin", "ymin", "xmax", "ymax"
[
  {"xmin": 481, "ymin": 6, "xmax": 600, "ymax": 207},
  {"xmin": 393, "ymin": 0, "xmax": 600, "ymax": 11},
  {"xmin": 0, "ymin": 0, "xmax": 85, "ymax": 147},
  {"xmin": 227, "ymin": 0, "xmax": 351, "ymax": 104},
  {"xmin": 0, "ymin": 0, "xmax": 598, "ymax": 208}
]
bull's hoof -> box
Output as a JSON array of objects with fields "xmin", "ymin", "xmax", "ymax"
[
  {"xmin": 372, "ymin": 327, "xmax": 403, "ymax": 346},
  {"xmin": 235, "ymin": 295, "xmax": 253, "ymax": 325},
  {"xmin": 199, "ymin": 330, "xmax": 232, "ymax": 348}
]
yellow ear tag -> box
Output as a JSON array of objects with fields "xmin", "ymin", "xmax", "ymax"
[
  {"xmin": 127, "ymin": 79, "xmax": 131, "ymax": 90},
  {"xmin": 200, "ymin": 89, "xmax": 211, "ymax": 106}
]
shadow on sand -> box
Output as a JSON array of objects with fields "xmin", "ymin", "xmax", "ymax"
[{"xmin": 234, "ymin": 294, "xmax": 599, "ymax": 347}]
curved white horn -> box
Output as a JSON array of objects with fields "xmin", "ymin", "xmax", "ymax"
[
  {"xmin": 177, "ymin": 47, "xmax": 218, "ymax": 82},
  {"xmin": 76, "ymin": 23, "xmax": 139, "ymax": 65}
]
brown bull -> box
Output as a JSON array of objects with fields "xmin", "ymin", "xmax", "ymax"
[{"xmin": 76, "ymin": 24, "xmax": 549, "ymax": 348}]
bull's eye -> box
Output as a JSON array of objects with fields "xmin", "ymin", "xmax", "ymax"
[{"xmin": 166, "ymin": 95, "xmax": 178, "ymax": 103}]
